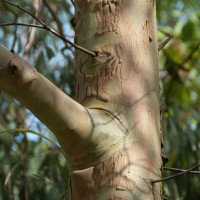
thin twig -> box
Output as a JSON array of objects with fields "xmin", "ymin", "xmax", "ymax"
[
  {"xmin": 31, "ymin": 174, "xmax": 56, "ymax": 187},
  {"xmin": 164, "ymin": 196, "xmax": 174, "ymax": 200},
  {"xmin": 152, "ymin": 163, "xmax": 200, "ymax": 184},
  {"xmin": 3, "ymin": 0, "xmax": 46, "ymax": 26},
  {"xmin": 0, "ymin": 23, "xmax": 44, "ymax": 29},
  {"xmin": 1, "ymin": 0, "xmax": 96, "ymax": 57},
  {"xmin": 158, "ymin": 36, "xmax": 173, "ymax": 51},
  {"xmin": 168, "ymin": 38, "xmax": 200, "ymax": 82},
  {"xmin": 42, "ymin": 0, "xmax": 74, "ymax": 56},
  {"xmin": 42, "ymin": 0, "xmax": 63, "ymax": 35},
  {"xmin": 11, "ymin": 24, "xmax": 18, "ymax": 50},
  {"xmin": 180, "ymin": 39, "xmax": 200, "ymax": 66},
  {"xmin": 164, "ymin": 166, "xmax": 200, "ymax": 174}
]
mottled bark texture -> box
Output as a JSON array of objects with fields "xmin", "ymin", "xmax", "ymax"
[
  {"xmin": 0, "ymin": 0, "xmax": 162, "ymax": 199},
  {"xmin": 72, "ymin": 0, "xmax": 162, "ymax": 199}
]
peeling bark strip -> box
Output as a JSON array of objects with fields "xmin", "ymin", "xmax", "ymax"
[
  {"xmin": 74, "ymin": 0, "xmax": 127, "ymax": 103},
  {"xmin": 74, "ymin": 0, "xmax": 159, "ymax": 105},
  {"xmin": 76, "ymin": 43, "xmax": 124, "ymax": 101},
  {"xmin": 95, "ymin": 0, "xmax": 124, "ymax": 34}
]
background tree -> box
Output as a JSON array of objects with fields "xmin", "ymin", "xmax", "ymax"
[{"xmin": 0, "ymin": 0, "xmax": 199, "ymax": 199}]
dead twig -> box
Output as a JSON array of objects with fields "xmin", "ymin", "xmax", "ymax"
[
  {"xmin": 152, "ymin": 163, "xmax": 200, "ymax": 184},
  {"xmin": 158, "ymin": 36, "xmax": 173, "ymax": 51},
  {"xmin": 164, "ymin": 166, "xmax": 200, "ymax": 174}
]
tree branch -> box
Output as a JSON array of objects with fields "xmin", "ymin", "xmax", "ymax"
[
  {"xmin": 1, "ymin": 0, "xmax": 96, "ymax": 57},
  {"xmin": 152, "ymin": 163, "xmax": 200, "ymax": 184},
  {"xmin": 0, "ymin": 44, "xmax": 92, "ymax": 155}
]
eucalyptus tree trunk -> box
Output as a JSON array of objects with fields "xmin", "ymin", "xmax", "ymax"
[{"xmin": 0, "ymin": 0, "xmax": 162, "ymax": 199}]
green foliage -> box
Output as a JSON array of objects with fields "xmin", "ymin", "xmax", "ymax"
[
  {"xmin": 0, "ymin": 0, "xmax": 73, "ymax": 199},
  {"xmin": 0, "ymin": 130, "xmax": 69, "ymax": 199},
  {"xmin": 157, "ymin": 1, "xmax": 200, "ymax": 199},
  {"xmin": 0, "ymin": 0, "xmax": 199, "ymax": 199}
]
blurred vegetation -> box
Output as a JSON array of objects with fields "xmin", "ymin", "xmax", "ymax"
[
  {"xmin": 157, "ymin": 1, "xmax": 200, "ymax": 199},
  {"xmin": 0, "ymin": 0, "xmax": 199, "ymax": 199}
]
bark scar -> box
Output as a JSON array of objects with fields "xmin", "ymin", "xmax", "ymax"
[
  {"xmin": 10, "ymin": 51, "xmax": 37, "ymax": 85},
  {"xmin": 95, "ymin": 0, "xmax": 124, "ymax": 34}
]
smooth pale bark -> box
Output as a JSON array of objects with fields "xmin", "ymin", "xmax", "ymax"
[
  {"xmin": 0, "ymin": 45, "xmax": 92, "ymax": 156},
  {"xmin": 0, "ymin": 0, "xmax": 162, "ymax": 199}
]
